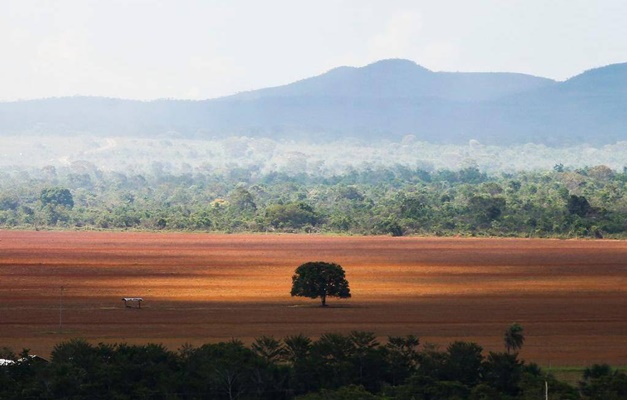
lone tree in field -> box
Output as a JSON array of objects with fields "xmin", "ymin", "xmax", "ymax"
[
  {"xmin": 504, "ymin": 323, "xmax": 525, "ymax": 354},
  {"xmin": 290, "ymin": 261, "xmax": 351, "ymax": 306}
]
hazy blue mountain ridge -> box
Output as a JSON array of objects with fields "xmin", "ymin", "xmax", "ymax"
[
  {"xmin": 229, "ymin": 59, "xmax": 555, "ymax": 102},
  {"xmin": 479, "ymin": 62, "xmax": 627, "ymax": 145},
  {"xmin": 0, "ymin": 59, "xmax": 625, "ymax": 145}
]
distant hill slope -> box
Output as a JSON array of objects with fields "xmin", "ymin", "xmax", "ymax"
[
  {"xmin": 230, "ymin": 59, "xmax": 555, "ymax": 102},
  {"xmin": 1, "ymin": 59, "xmax": 626, "ymax": 145},
  {"xmin": 476, "ymin": 62, "xmax": 627, "ymax": 145}
]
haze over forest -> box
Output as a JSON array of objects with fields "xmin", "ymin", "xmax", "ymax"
[{"xmin": 1, "ymin": 59, "xmax": 626, "ymax": 174}]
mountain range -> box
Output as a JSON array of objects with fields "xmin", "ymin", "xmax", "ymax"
[{"xmin": 1, "ymin": 59, "xmax": 626, "ymax": 145}]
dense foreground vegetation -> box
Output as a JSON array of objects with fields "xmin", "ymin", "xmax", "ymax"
[
  {"xmin": 1, "ymin": 332, "xmax": 625, "ymax": 400},
  {"xmin": 1, "ymin": 163, "xmax": 625, "ymax": 238}
]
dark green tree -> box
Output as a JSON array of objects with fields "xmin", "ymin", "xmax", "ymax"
[
  {"xmin": 395, "ymin": 375, "xmax": 470, "ymax": 400},
  {"xmin": 40, "ymin": 187, "xmax": 74, "ymax": 209},
  {"xmin": 414, "ymin": 343, "xmax": 448, "ymax": 384},
  {"xmin": 567, "ymin": 194, "xmax": 592, "ymax": 217},
  {"xmin": 284, "ymin": 334, "xmax": 313, "ymax": 363},
  {"xmin": 399, "ymin": 194, "xmax": 425, "ymax": 219},
  {"xmin": 0, "ymin": 346, "xmax": 16, "ymax": 360},
  {"xmin": 348, "ymin": 331, "xmax": 386, "ymax": 392},
  {"xmin": 443, "ymin": 341, "xmax": 484, "ymax": 386},
  {"xmin": 284, "ymin": 334, "xmax": 315, "ymax": 394},
  {"xmin": 458, "ymin": 166, "xmax": 487, "ymax": 184},
  {"xmin": 579, "ymin": 364, "xmax": 627, "ymax": 400},
  {"xmin": 291, "ymin": 262, "xmax": 351, "ymax": 306},
  {"xmin": 229, "ymin": 187, "xmax": 257, "ymax": 212},
  {"xmin": 519, "ymin": 363, "xmax": 579, "ymax": 400},
  {"xmin": 251, "ymin": 335, "xmax": 285, "ymax": 363},
  {"xmin": 377, "ymin": 218, "xmax": 404, "ymax": 236},
  {"xmin": 0, "ymin": 194, "xmax": 19, "ymax": 211},
  {"xmin": 265, "ymin": 202, "xmax": 318, "ymax": 230},
  {"xmin": 310, "ymin": 333, "xmax": 356, "ymax": 389},
  {"xmin": 482, "ymin": 351, "xmax": 523, "ymax": 396},
  {"xmin": 468, "ymin": 195, "xmax": 506, "ymax": 226},
  {"xmin": 385, "ymin": 335, "xmax": 420, "ymax": 385},
  {"xmin": 2, "ymin": 348, "xmax": 50, "ymax": 399},
  {"xmin": 504, "ymin": 323, "xmax": 525, "ymax": 354},
  {"xmin": 180, "ymin": 341, "xmax": 268, "ymax": 400}
]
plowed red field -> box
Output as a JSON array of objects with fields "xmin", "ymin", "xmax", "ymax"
[{"xmin": 0, "ymin": 231, "xmax": 625, "ymax": 366}]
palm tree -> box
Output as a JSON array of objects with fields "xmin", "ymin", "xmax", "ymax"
[{"xmin": 504, "ymin": 323, "xmax": 525, "ymax": 353}]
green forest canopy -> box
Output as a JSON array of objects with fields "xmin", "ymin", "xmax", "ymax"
[
  {"xmin": 0, "ymin": 164, "xmax": 625, "ymax": 238},
  {"xmin": 1, "ymin": 331, "xmax": 625, "ymax": 399}
]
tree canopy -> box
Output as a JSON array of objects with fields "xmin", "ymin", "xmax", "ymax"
[
  {"xmin": 504, "ymin": 323, "xmax": 525, "ymax": 354},
  {"xmin": 291, "ymin": 261, "xmax": 351, "ymax": 306},
  {"xmin": 40, "ymin": 187, "xmax": 74, "ymax": 208},
  {"xmin": 1, "ymin": 330, "xmax": 615, "ymax": 400},
  {"xmin": 1, "ymin": 164, "xmax": 626, "ymax": 238}
]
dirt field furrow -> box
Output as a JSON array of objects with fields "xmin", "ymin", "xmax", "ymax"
[{"xmin": 0, "ymin": 231, "xmax": 625, "ymax": 366}]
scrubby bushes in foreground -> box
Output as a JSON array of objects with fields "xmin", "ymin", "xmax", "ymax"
[{"xmin": 1, "ymin": 332, "xmax": 625, "ymax": 399}]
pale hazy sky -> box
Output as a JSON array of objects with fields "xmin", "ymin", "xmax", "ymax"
[{"xmin": 2, "ymin": 0, "xmax": 626, "ymax": 101}]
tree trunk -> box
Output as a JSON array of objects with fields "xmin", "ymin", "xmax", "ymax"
[{"xmin": 321, "ymin": 294, "xmax": 327, "ymax": 307}]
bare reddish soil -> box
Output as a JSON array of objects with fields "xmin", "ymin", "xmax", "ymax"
[{"xmin": 0, "ymin": 231, "xmax": 625, "ymax": 366}]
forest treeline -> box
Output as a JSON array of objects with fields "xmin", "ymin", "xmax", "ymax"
[
  {"xmin": 2, "ymin": 332, "xmax": 626, "ymax": 399},
  {"xmin": 0, "ymin": 163, "xmax": 626, "ymax": 238}
]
